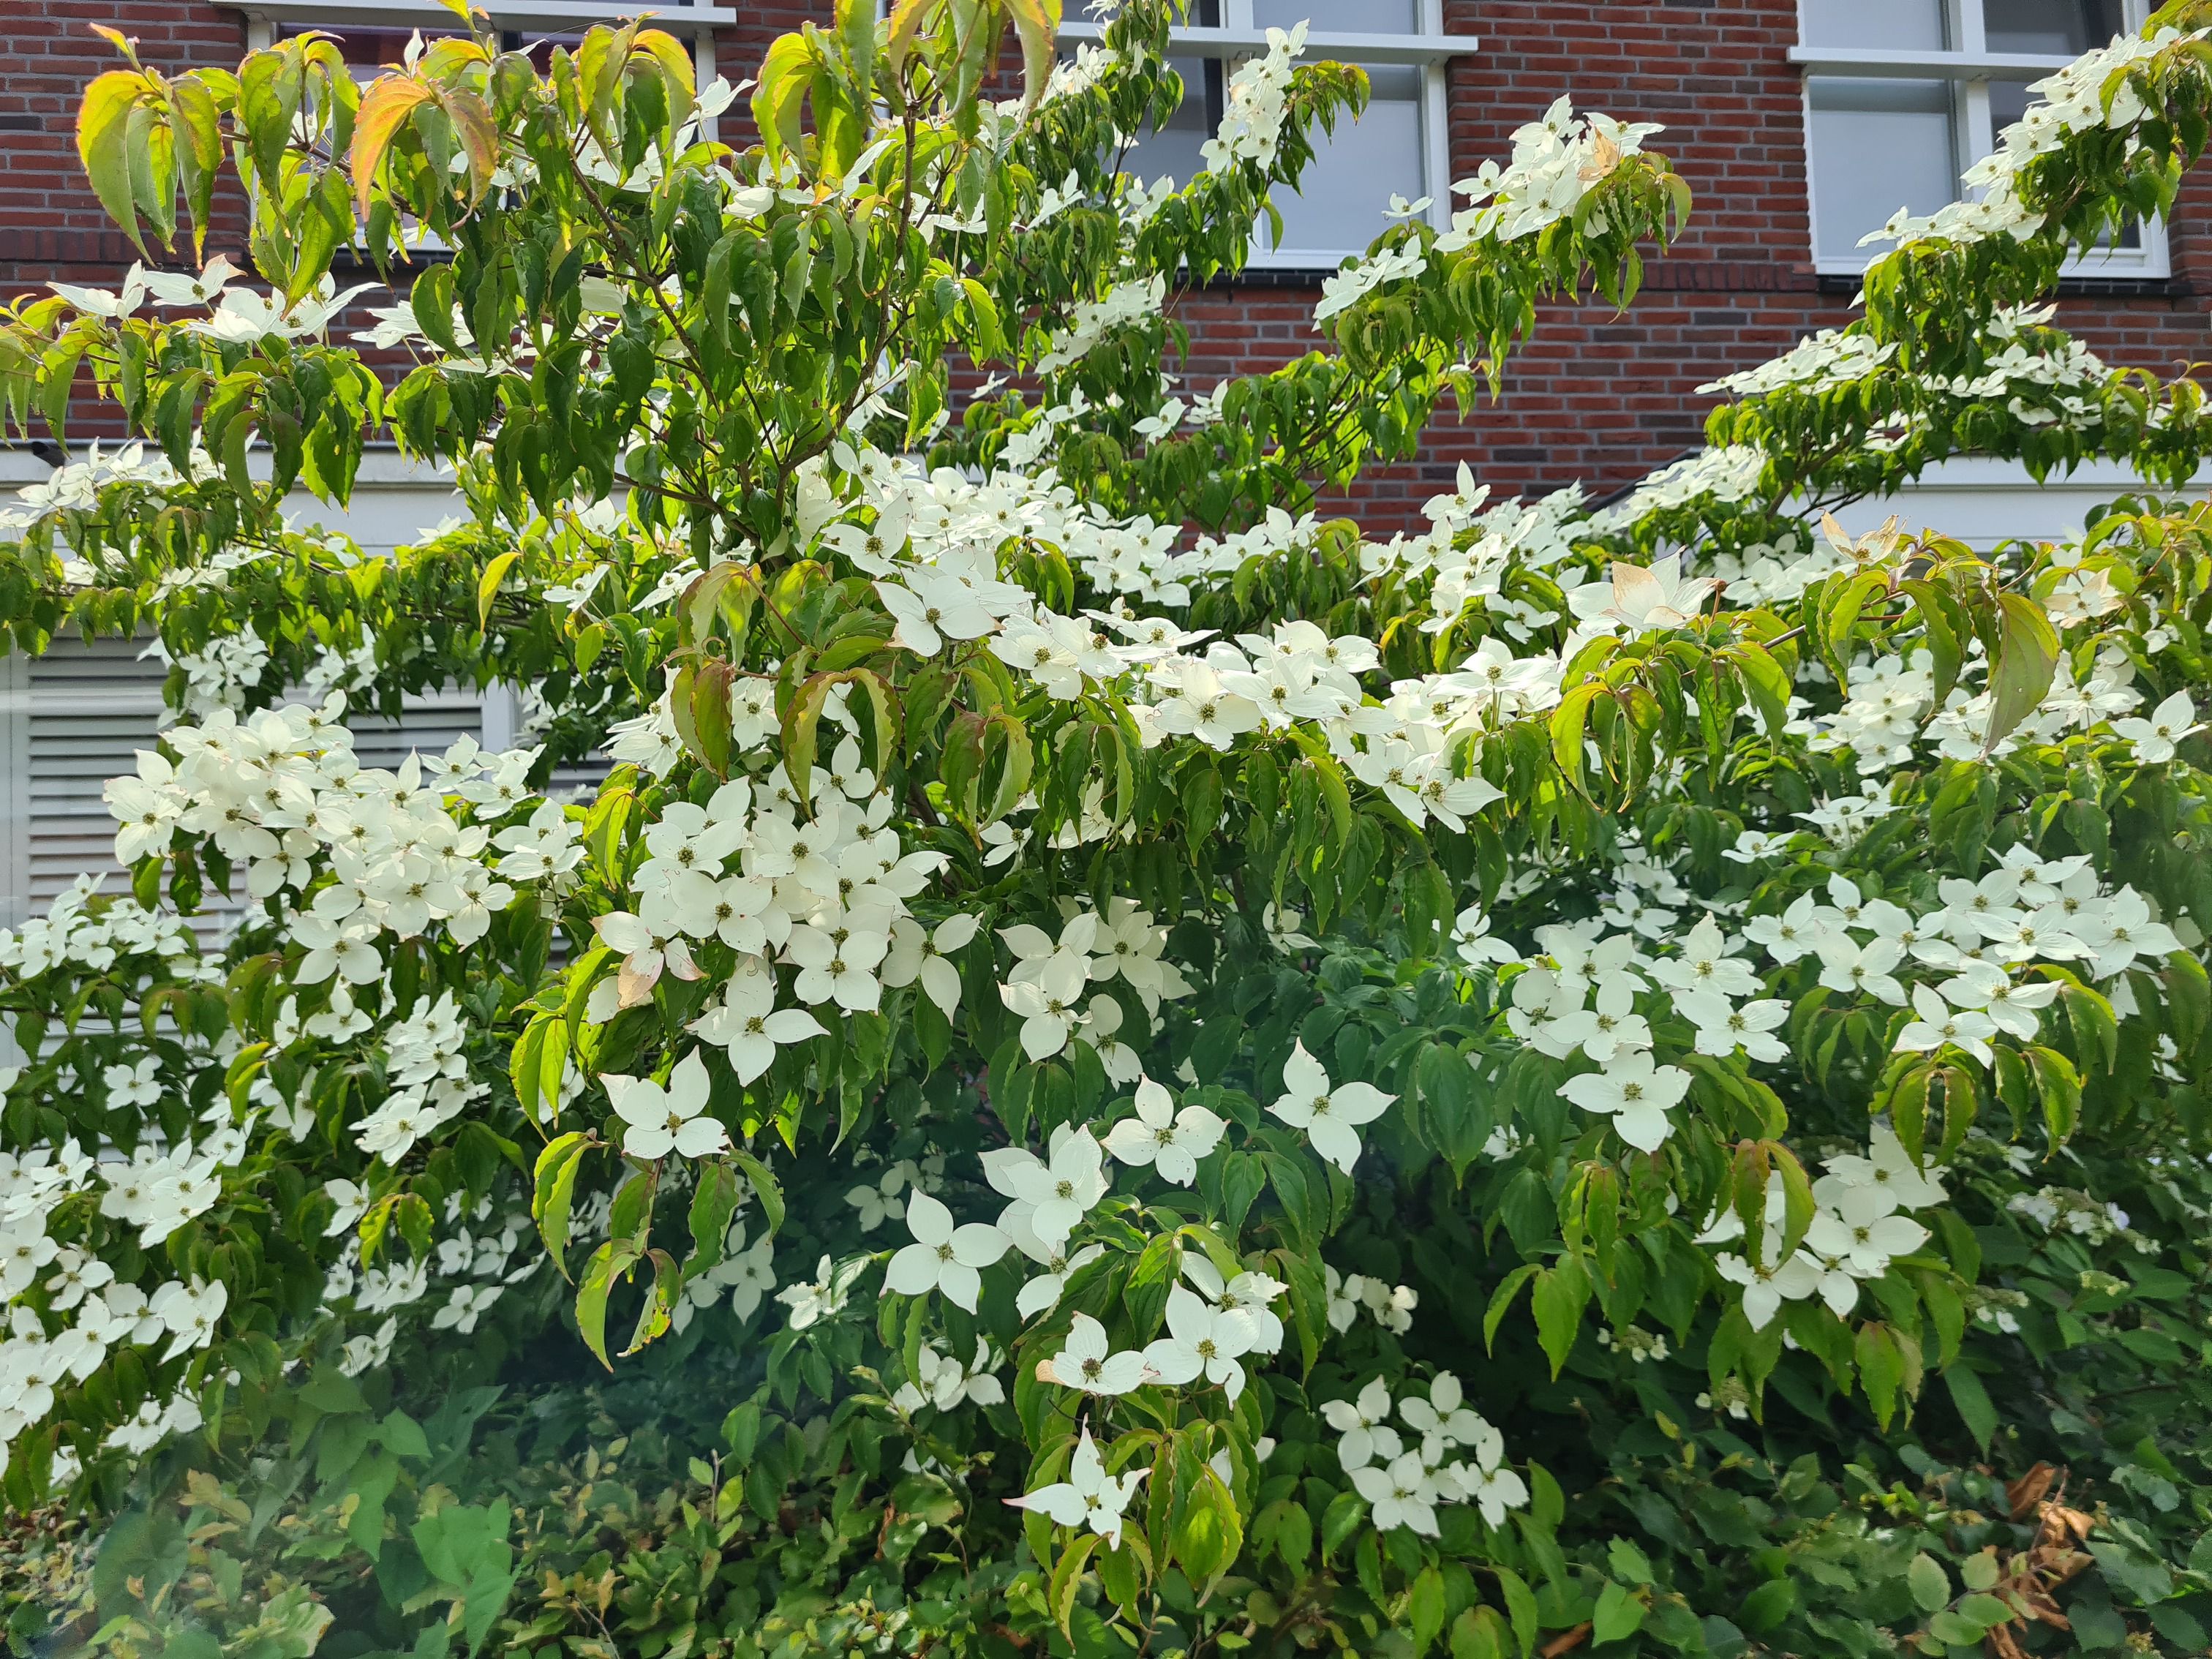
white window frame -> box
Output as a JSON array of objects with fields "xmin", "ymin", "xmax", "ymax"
[
  {"xmin": 1791, "ymin": 0, "xmax": 2168, "ymax": 279},
  {"xmin": 1058, "ymin": 0, "xmax": 1478, "ymax": 270},
  {"xmin": 229, "ymin": 1, "xmax": 726, "ymax": 140}
]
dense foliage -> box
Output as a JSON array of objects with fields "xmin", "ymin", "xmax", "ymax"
[{"xmin": 4, "ymin": 1, "xmax": 2212, "ymax": 1655}]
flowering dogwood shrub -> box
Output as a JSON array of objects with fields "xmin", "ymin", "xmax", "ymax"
[{"xmin": 5, "ymin": 1, "xmax": 2212, "ymax": 1655}]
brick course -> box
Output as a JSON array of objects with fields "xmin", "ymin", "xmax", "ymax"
[{"xmin": 1, "ymin": 0, "xmax": 2205, "ymax": 532}]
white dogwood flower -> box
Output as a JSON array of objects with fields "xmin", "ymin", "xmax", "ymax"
[
  {"xmin": 603, "ymin": 1051, "xmax": 729, "ymax": 1160},
  {"xmin": 1267, "ymin": 1041, "xmax": 1395, "ymax": 1173},
  {"xmin": 1556, "ymin": 1054, "xmax": 1688, "ymax": 1151},
  {"xmin": 1141, "ymin": 1285, "xmax": 1260, "ymax": 1399},
  {"xmin": 1007, "ymin": 1426, "xmax": 1148, "ymax": 1546},
  {"xmin": 1103, "ymin": 1079, "xmax": 1226, "ymax": 1185},
  {"xmin": 882, "ymin": 1191, "xmax": 1009, "ymax": 1313},
  {"xmin": 1040, "ymin": 1312, "xmax": 1151, "ymax": 1394}
]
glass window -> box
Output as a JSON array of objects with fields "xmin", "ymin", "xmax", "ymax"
[
  {"xmin": 1799, "ymin": 0, "xmax": 2158, "ymax": 270},
  {"xmin": 1251, "ymin": 0, "xmax": 1420, "ymax": 31},
  {"xmin": 1800, "ymin": 0, "xmax": 1947, "ymax": 51},
  {"xmin": 1263, "ymin": 63, "xmax": 1426, "ymax": 257},
  {"xmin": 1118, "ymin": 56, "xmax": 1227, "ymax": 190},
  {"xmin": 1807, "ymin": 78, "xmax": 1959, "ymax": 264},
  {"xmin": 1982, "ymin": 0, "xmax": 2122, "ymax": 53}
]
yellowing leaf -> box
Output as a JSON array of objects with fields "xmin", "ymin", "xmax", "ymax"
[
  {"xmin": 350, "ymin": 75, "xmax": 434, "ymax": 220},
  {"xmin": 630, "ymin": 29, "xmax": 698, "ymax": 137},
  {"xmin": 477, "ymin": 548, "xmax": 523, "ymax": 631},
  {"xmin": 78, "ymin": 70, "xmax": 154, "ymax": 255},
  {"xmin": 1004, "ymin": 0, "xmax": 1062, "ymax": 111}
]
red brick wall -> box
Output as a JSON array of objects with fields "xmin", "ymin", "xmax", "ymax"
[
  {"xmin": 0, "ymin": 0, "xmax": 247, "ymax": 294},
  {"xmin": 2, "ymin": 0, "xmax": 2205, "ymax": 530}
]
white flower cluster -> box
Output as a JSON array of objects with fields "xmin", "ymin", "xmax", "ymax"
[
  {"xmin": 1691, "ymin": 527, "xmax": 1842, "ymax": 609},
  {"xmin": 48, "ymin": 255, "xmax": 370, "ymax": 347},
  {"xmin": 1035, "ymin": 275, "xmax": 1168, "ymax": 374},
  {"xmin": 1865, "ymin": 26, "xmax": 2201, "ymax": 252},
  {"xmin": 0, "ymin": 877, "xmax": 201, "ymax": 979},
  {"xmin": 995, "ymin": 901, "xmax": 1189, "ymax": 1064},
  {"xmin": 1323, "ymin": 1372, "xmax": 1529, "ymax": 1534},
  {"xmin": 2005, "ymin": 1185, "xmax": 2151, "ymax": 1249},
  {"xmin": 1438, "ymin": 99, "xmax": 1663, "ymax": 247},
  {"xmin": 0, "ymin": 1128, "xmax": 249, "ymax": 1475},
  {"xmin": 582, "ymin": 746, "xmax": 958, "ymax": 1099},
  {"xmin": 1507, "ymin": 917, "xmax": 1769, "ymax": 1151},
  {"xmin": 1363, "ymin": 480, "xmax": 1589, "ymax": 642},
  {"xmin": 1028, "ymin": 1255, "xmax": 1289, "ymax": 1402},
  {"xmin": 1697, "ymin": 1126, "xmax": 1943, "ymax": 1329},
  {"xmin": 1739, "ymin": 854, "xmax": 2180, "ymax": 1045},
  {"xmin": 1314, "ymin": 242, "xmax": 1427, "ymax": 324},
  {"xmin": 1324, "ymin": 1265, "xmax": 1420, "ymax": 1336},
  {"xmin": 1698, "ymin": 330, "xmax": 1898, "ymax": 400},
  {"xmin": 891, "ymin": 1337, "xmax": 1005, "ymax": 1414},
  {"xmin": 105, "ymin": 702, "xmax": 546, "ymax": 937},
  {"xmin": 0, "ymin": 438, "xmax": 207, "ymax": 537},
  {"xmin": 1585, "ymin": 444, "xmax": 1766, "ymax": 533},
  {"xmin": 1813, "ymin": 642, "xmax": 2144, "ymax": 775},
  {"xmin": 1199, "ymin": 23, "xmax": 1307, "ymax": 173},
  {"xmin": 147, "ymin": 626, "xmax": 273, "ymax": 719}
]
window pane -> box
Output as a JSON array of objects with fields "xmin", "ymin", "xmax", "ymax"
[
  {"xmin": 1263, "ymin": 64, "xmax": 1423, "ymax": 256},
  {"xmin": 1980, "ymin": 0, "xmax": 2122, "ymax": 53},
  {"xmin": 1799, "ymin": 0, "xmax": 1947, "ymax": 50},
  {"xmin": 1807, "ymin": 78, "xmax": 1957, "ymax": 263},
  {"xmin": 1114, "ymin": 56, "xmax": 1224, "ymax": 192},
  {"xmin": 1252, "ymin": 0, "xmax": 1421, "ymax": 31}
]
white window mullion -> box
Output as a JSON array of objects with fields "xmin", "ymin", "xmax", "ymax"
[
  {"xmin": 1421, "ymin": 59, "xmax": 1452, "ymax": 236},
  {"xmin": 1958, "ymin": 76, "xmax": 1995, "ymax": 181},
  {"xmin": 1951, "ymin": 0, "xmax": 1984, "ymax": 54},
  {"xmin": 1419, "ymin": 0, "xmax": 1451, "ymax": 235}
]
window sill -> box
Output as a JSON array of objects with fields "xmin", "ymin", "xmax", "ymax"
[
  {"xmin": 224, "ymin": 0, "xmax": 735, "ymax": 32},
  {"xmin": 1057, "ymin": 21, "xmax": 1478, "ymax": 64},
  {"xmin": 1788, "ymin": 45, "xmax": 2077, "ymax": 79},
  {"xmin": 1813, "ymin": 267, "xmax": 2186, "ymax": 298}
]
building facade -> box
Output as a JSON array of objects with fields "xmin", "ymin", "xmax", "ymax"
[{"xmin": 0, "ymin": 0, "xmax": 2203, "ymax": 922}]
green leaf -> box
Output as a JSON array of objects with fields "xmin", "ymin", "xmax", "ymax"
[
  {"xmin": 2025, "ymin": 1045, "xmax": 2082, "ymax": 1146},
  {"xmin": 1982, "ymin": 591, "xmax": 2060, "ymax": 754},
  {"xmin": 1320, "ymin": 1489, "xmax": 1366, "ymax": 1562},
  {"xmin": 1591, "ymin": 1579, "xmax": 1647, "ymax": 1645},
  {"xmin": 1003, "ymin": 0, "xmax": 1062, "ymax": 110},
  {"xmin": 731, "ymin": 1150, "xmax": 784, "ymax": 1237},
  {"xmin": 1738, "ymin": 1579, "xmax": 1796, "ymax": 1635},
  {"xmin": 1484, "ymin": 1265, "xmax": 1538, "ymax": 1352},
  {"xmin": 1530, "ymin": 1258, "xmax": 1590, "ymax": 1377},
  {"xmin": 1449, "ymin": 1608, "xmax": 1506, "ymax": 1659},
  {"xmin": 1943, "ymin": 1363, "xmax": 1998, "ymax": 1459},
  {"xmin": 1495, "ymin": 1566, "xmax": 1538, "ymax": 1656},
  {"xmin": 1173, "ymin": 1467, "xmax": 1242, "ymax": 1592},
  {"xmin": 1047, "ymin": 1531, "xmax": 1100, "ymax": 1636},
  {"xmin": 1549, "ymin": 683, "xmax": 1603, "ymax": 793},
  {"xmin": 1408, "ymin": 1565, "xmax": 1448, "ymax": 1655},
  {"xmin": 1856, "ymin": 1322, "xmax": 1909, "ymax": 1429},
  {"xmin": 687, "ymin": 1161, "xmax": 744, "ymax": 1275},
  {"xmin": 532, "ymin": 1132, "xmax": 592, "ymax": 1282},
  {"xmin": 574, "ymin": 1238, "xmax": 642, "ymax": 1370},
  {"xmin": 1908, "ymin": 1551, "xmax": 1950, "ymax": 1614}
]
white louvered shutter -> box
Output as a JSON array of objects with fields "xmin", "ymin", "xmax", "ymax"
[{"xmin": 11, "ymin": 633, "xmax": 170, "ymax": 925}]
